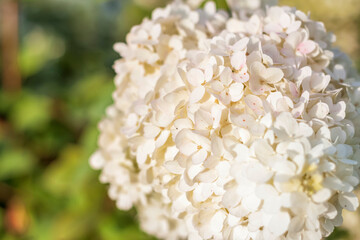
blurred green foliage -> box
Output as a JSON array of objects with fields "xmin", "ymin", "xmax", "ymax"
[
  {"xmin": 0, "ymin": 0, "xmax": 157, "ymax": 239},
  {"xmin": 0, "ymin": 0, "xmax": 359, "ymax": 239}
]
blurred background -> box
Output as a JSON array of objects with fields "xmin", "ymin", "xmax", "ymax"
[{"xmin": 0, "ymin": 0, "xmax": 359, "ymax": 239}]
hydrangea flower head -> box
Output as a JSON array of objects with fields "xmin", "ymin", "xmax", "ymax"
[{"xmin": 91, "ymin": 1, "xmax": 360, "ymax": 239}]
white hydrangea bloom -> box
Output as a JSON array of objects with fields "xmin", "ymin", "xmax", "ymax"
[{"xmin": 91, "ymin": 1, "xmax": 360, "ymax": 239}]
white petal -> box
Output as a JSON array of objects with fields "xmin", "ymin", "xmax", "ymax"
[
  {"xmin": 151, "ymin": 24, "xmax": 161, "ymax": 38},
  {"xmin": 260, "ymin": 113, "xmax": 273, "ymax": 128},
  {"xmin": 236, "ymin": 181, "xmax": 256, "ymax": 198},
  {"xmin": 246, "ymin": 162, "xmax": 273, "ymax": 183},
  {"xmin": 323, "ymin": 176, "xmax": 352, "ymax": 192},
  {"xmin": 229, "ymin": 204, "xmax": 251, "ymax": 218},
  {"xmin": 174, "ymin": 118, "xmax": 193, "ymax": 131},
  {"xmin": 193, "ymin": 133, "xmax": 211, "ymax": 151},
  {"xmin": 274, "ymin": 112, "xmax": 298, "ymax": 137},
  {"xmin": 220, "ymin": 67, "xmax": 233, "ymax": 86},
  {"xmin": 231, "ymin": 226, "xmax": 249, "ymax": 240},
  {"xmin": 144, "ymin": 125, "xmax": 161, "ymax": 139},
  {"xmin": 248, "ymin": 211, "xmax": 264, "ymax": 231},
  {"xmin": 336, "ymin": 144, "xmax": 353, "ymax": 158},
  {"xmin": 252, "ymin": 139, "xmax": 275, "ymax": 164},
  {"xmin": 155, "ymin": 130, "xmax": 170, "ymax": 148},
  {"xmin": 179, "ymin": 142, "xmax": 198, "ymax": 156},
  {"xmin": 204, "ymin": 155, "xmax": 219, "ymax": 169},
  {"xmin": 187, "ymin": 164, "xmax": 204, "ymax": 180},
  {"xmin": 211, "ymin": 136, "xmax": 224, "ymax": 157},
  {"xmin": 229, "ymin": 83, "xmax": 244, "ymax": 102},
  {"xmin": 289, "ymin": 81, "xmax": 300, "ymax": 98},
  {"xmin": 193, "ymin": 183, "xmax": 213, "ymax": 202},
  {"xmin": 195, "ymin": 109, "xmax": 213, "ymax": 130},
  {"xmin": 234, "ymin": 128, "xmax": 251, "ymax": 144},
  {"xmin": 255, "ymin": 184, "xmax": 278, "ymax": 199},
  {"xmin": 310, "ymin": 74, "xmax": 330, "ymax": 93},
  {"xmin": 334, "ymin": 64, "xmax": 346, "ymax": 80},
  {"xmin": 172, "ymin": 194, "xmax": 190, "ymax": 212},
  {"xmin": 285, "ymin": 31, "xmax": 304, "ymax": 50},
  {"xmin": 232, "ymin": 37, "xmax": 249, "ymax": 51},
  {"xmin": 204, "ymin": 65, "xmax": 214, "ymax": 82},
  {"xmin": 262, "ymin": 67, "xmax": 284, "ymax": 84},
  {"xmin": 324, "ymin": 203, "xmax": 337, "ymax": 219},
  {"xmin": 297, "ymin": 40, "xmax": 316, "ymax": 54},
  {"xmin": 210, "ymin": 211, "xmax": 226, "ymax": 233},
  {"xmin": 190, "ymin": 86, "xmax": 206, "ymax": 104},
  {"xmin": 136, "ymin": 140, "xmax": 155, "ymax": 165},
  {"xmin": 245, "ymin": 94, "xmax": 264, "ymax": 116},
  {"xmin": 312, "ymin": 188, "xmax": 332, "ymax": 203},
  {"xmin": 268, "ymin": 212, "xmax": 291, "ymax": 236},
  {"xmin": 116, "ymin": 195, "xmax": 133, "ymax": 210},
  {"xmin": 344, "ymin": 176, "xmax": 360, "ymax": 186},
  {"xmin": 263, "ymin": 196, "xmax": 282, "ymax": 214},
  {"xmin": 231, "ymin": 51, "xmax": 246, "ymax": 70},
  {"xmin": 251, "ymin": 61, "xmax": 266, "ymax": 76},
  {"xmin": 211, "ymin": 104, "xmax": 225, "ymax": 129},
  {"xmin": 222, "ymin": 189, "xmax": 241, "ymax": 208},
  {"xmin": 304, "ymin": 230, "xmax": 322, "ymax": 240},
  {"xmin": 164, "ymin": 160, "xmax": 183, "ymax": 174},
  {"xmin": 187, "ymin": 68, "xmax": 204, "ymax": 86},
  {"xmin": 288, "ymin": 216, "xmax": 305, "ymax": 234},
  {"xmin": 211, "ymin": 80, "xmax": 225, "ymax": 92},
  {"xmin": 216, "ymin": 161, "xmax": 231, "ymax": 179},
  {"xmin": 90, "ymin": 151, "xmax": 105, "ymax": 170},
  {"xmin": 195, "ymin": 169, "xmax": 218, "ymax": 183},
  {"xmin": 308, "ymin": 102, "xmax": 329, "ymax": 119},
  {"xmin": 231, "ymin": 113, "xmax": 255, "ymax": 128},
  {"xmin": 233, "ymin": 144, "xmax": 250, "ymax": 162},
  {"xmin": 192, "ymin": 148, "xmax": 208, "ymax": 164},
  {"xmin": 339, "ymin": 192, "xmax": 359, "ymax": 211},
  {"xmin": 243, "ymin": 194, "xmax": 261, "ymax": 211},
  {"xmin": 331, "ymin": 101, "xmax": 346, "ymax": 121}
]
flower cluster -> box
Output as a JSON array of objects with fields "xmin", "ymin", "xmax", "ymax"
[{"xmin": 91, "ymin": 1, "xmax": 360, "ymax": 239}]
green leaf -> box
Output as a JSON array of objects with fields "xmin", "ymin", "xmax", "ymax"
[
  {"xmin": 41, "ymin": 145, "xmax": 84, "ymax": 195},
  {"xmin": 99, "ymin": 216, "xmax": 156, "ymax": 240},
  {"xmin": 0, "ymin": 148, "xmax": 36, "ymax": 180},
  {"xmin": 327, "ymin": 227, "xmax": 351, "ymax": 240},
  {"xmin": 19, "ymin": 28, "xmax": 66, "ymax": 77},
  {"xmin": 9, "ymin": 92, "xmax": 52, "ymax": 132}
]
